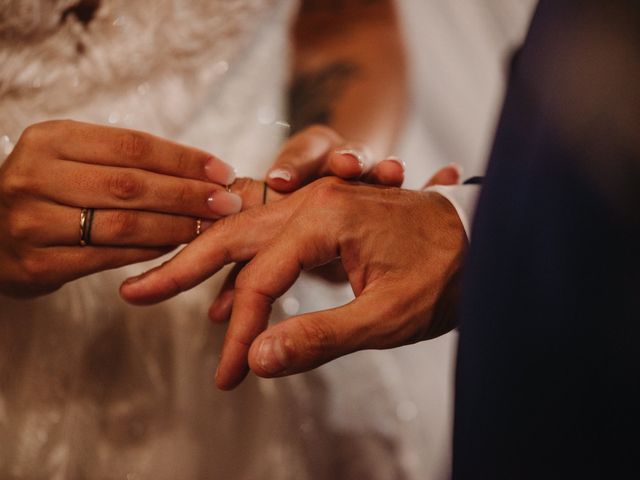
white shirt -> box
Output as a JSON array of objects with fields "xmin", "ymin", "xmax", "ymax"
[{"xmin": 424, "ymin": 184, "xmax": 482, "ymax": 239}]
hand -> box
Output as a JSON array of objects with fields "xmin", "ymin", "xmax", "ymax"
[
  {"xmin": 0, "ymin": 120, "xmax": 241, "ymax": 298},
  {"xmin": 120, "ymin": 177, "xmax": 467, "ymax": 390},
  {"xmin": 265, "ymin": 125, "xmax": 406, "ymax": 193},
  {"xmin": 210, "ymin": 163, "xmax": 464, "ymax": 323}
]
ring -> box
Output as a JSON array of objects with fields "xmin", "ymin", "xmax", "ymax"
[
  {"xmin": 262, "ymin": 181, "xmax": 268, "ymax": 205},
  {"xmin": 79, "ymin": 208, "xmax": 95, "ymax": 246},
  {"xmin": 196, "ymin": 218, "xmax": 203, "ymax": 236}
]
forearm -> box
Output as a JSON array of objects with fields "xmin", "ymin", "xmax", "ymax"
[{"xmin": 290, "ymin": 0, "xmax": 407, "ymax": 158}]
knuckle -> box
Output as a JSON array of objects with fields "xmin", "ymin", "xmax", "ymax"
[
  {"xmin": 18, "ymin": 123, "xmax": 47, "ymax": 146},
  {"xmin": 106, "ymin": 172, "xmax": 145, "ymax": 201},
  {"xmin": 19, "ymin": 119, "xmax": 72, "ymax": 145},
  {"xmin": 117, "ymin": 131, "xmax": 150, "ymax": 161},
  {"xmin": 6, "ymin": 212, "xmax": 35, "ymax": 241},
  {"xmin": 109, "ymin": 211, "xmax": 139, "ymax": 240},
  {"xmin": 0, "ymin": 167, "xmax": 38, "ymax": 199},
  {"xmin": 19, "ymin": 252, "xmax": 49, "ymax": 284},
  {"xmin": 0, "ymin": 172, "xmax": 33, "ymax": 198},
  {"xmin": 310, "ymin": 177, "xmax": 346, "ymax": 204}
]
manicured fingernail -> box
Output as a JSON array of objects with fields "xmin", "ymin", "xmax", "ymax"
[
  {"xmin": 335, "ymin": 148, "xmax": 365, "ymax": 171},
  {"xmin": 207, "ymin": 191, "xmax": 242, "ymax": 216},
  {"xmin": 257, "ymin": 337, "xmax": 288, "ymax": 375},
  {"xmin": 205, "ymin": 156, "xmax": 237, "ymax": 185},
  {"xmin": 268, "ymin": 167, "xmax": 293, "ymax": 182},
  {"xmin": 386, "ymin": 156, "xmax": 406, "ymax": 172}
]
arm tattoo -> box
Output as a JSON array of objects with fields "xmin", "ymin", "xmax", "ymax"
[{"xmin": 288, "ymin": 61, "xmax": 360, "ymax": 135}]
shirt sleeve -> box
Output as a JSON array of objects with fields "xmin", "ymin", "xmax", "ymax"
[{"xmin": 423, "ymin": 184, "xmax": 482, "ymax": 240}]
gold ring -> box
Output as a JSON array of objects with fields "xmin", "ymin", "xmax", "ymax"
[
  {"xmin": 79, "ymin": 208, "xmax": 88, "ymax": 246},
  {"xmin": 225, "ymin": 177, "xmax": 237, "ymax": 193},
  {"xmin": 196, "ymin": 218, "xmax": 203, "ymax": 236},
  {"xmin": 79, "ymin": 208, "xmax": 96, "ymax": 246}
]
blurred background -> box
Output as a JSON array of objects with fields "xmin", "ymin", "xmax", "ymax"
[{"xmin": 398, "ymin": 0, "xmax": 537, "ymax": 186}]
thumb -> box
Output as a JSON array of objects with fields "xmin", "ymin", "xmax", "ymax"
[
  {"xmin": 423, "ymin": 163, "xmax": 463, "ymax": 189},
  {"xmin": 248, "ymin": 292, "xmax": 386, "ymax": 378}
]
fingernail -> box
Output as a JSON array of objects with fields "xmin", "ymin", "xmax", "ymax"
[
  {"xmin": 205, "ymin": 156, "xmax": 237, "ymax": 185},
  {"xmin": 386, "ymin": 156, "xmax": 406, "ymax": 172},
  {"xmin": 207, "ymin": 191, "xmax": 242, "ymax": 216},
  {"xmin": 257, "ymin": 337, "xmax": 289, "ymax": 375},
  {"xmin": 268, "ymin": 167, "xmax": 293, "ymax": 182},
  {"xmin": 335, "ymin": 148, "xmax": 365, "ymax": 171}
]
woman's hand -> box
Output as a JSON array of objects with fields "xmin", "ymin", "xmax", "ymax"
[
  {"xmin": 0, "ymin": 121, "xmax": 403, "ymax": 299},
  {"xmin": 265, "ymin": 125, "xmax": 405, "ymax": 193},
  {"xmin": 0, "ymin": 120, "xmax": 241, "ymax": 298}
]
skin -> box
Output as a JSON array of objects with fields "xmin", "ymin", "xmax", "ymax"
[
  {"xmin": 120, "ymin": 177, "xmax": 467, "ymax": 391},
  {"xmin": 268, "ymin": 0, "xmax": 408, "ymax": 190},
  {"xmin": 0, "ymin": 0, "xmax": 408, "ymax": 299}
]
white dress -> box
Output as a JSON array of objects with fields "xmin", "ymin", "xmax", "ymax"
[{"xmin": 0, "ymin": 1, "xmax": 457, "ymax": 479}]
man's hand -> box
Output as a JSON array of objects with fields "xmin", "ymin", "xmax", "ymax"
[{"xmin": 120, "ymin": 178, "xmax": 467, "ymax": 390}]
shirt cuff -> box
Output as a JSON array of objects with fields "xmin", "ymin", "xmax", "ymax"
[{"xmin": 423, "ymin": 184, "xmax": 481, "ymax": 240}]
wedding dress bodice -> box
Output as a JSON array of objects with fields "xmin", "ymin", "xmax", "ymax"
[{"xmin": 0, "ymin": 2, "xmax": 452, "ymax": 479}]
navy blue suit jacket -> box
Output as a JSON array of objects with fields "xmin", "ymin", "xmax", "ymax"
[{"xmin": 454, "ymin": 1, "xmax": 640, "ymax": 478}]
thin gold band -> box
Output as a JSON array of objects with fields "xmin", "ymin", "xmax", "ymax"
[{"xmin": 79, "ymin": 208, "xmax": 88, "ymax": 246}]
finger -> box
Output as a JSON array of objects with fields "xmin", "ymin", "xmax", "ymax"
[
  {"xmin": 37, "ymin": 204, "xmax": 208, "ymax": 247},
  {"xmin": 119, "ymin": 202, "xmax": 292, "ymax": 305},
  {"xmin": 422, "ymin": 164, "xmax": 462, "ymax": 189},
  {"xmin": 29, "ymin": 245, "xmax": 173, "ymax": 290},
  {"xmin": 215, "ymin": 253, "xmax": 303, "ymax": 390},
  {"xmin": 326, "ymin": 145, "xmax": 373, "ymax": 180},
  {"xmin": 209, "ymin": 263, "xmax": 244, "ymax": 324},
  {"xmin": 37, "ymin": 159, "xmax": 242, "ymax": 218},
  {"xmin": 266, "ymin": 126, "xmax": 342, "ymax": 192},
  {"xmin": 363, "ymin": 157, "xmax": 406, "ymax": 187},
  {"xmin": 42, "ymin": 120, "xmax": 236, "ymax": 184},
  {"xmin": 214, "ymin": 221, "xmax": 339, "ymax": 390},
  {"xmin": 228, "ymin": 178, "xmax": 285, "ymax": 210},
  {"xmin": 248, "ymin": 293, "xmax": 390, "ymax": 378}
]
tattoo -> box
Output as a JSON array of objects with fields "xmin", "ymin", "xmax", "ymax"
[{"xmin": 288, "ymin": 61, "xmax": 360, "ymax": 135}]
